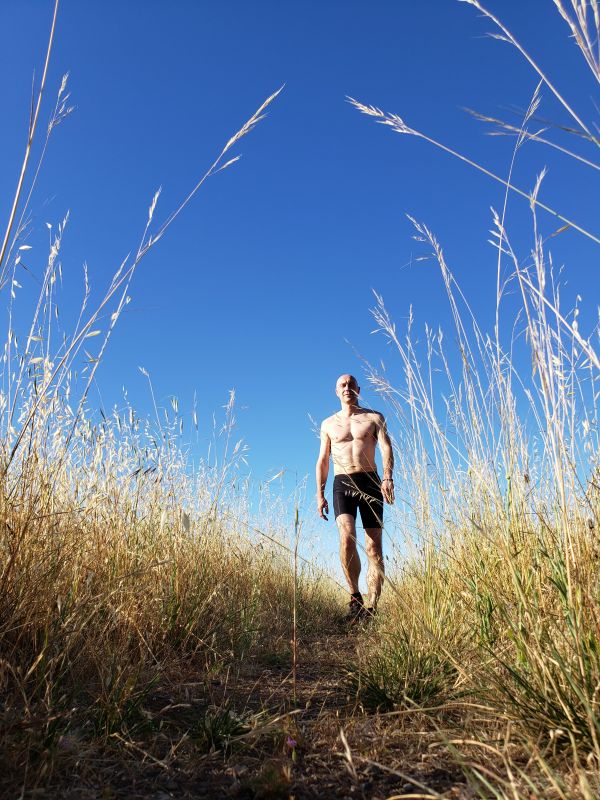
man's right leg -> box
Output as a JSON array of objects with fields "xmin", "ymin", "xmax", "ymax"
[{"xmin": 336, "ymin": 513, "xmax": 361, "ymax": 593}]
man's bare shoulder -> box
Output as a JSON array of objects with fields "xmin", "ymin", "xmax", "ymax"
[
  {"xmin": 360, "ymin": 408, "xmax": 385, "ymax": 424},
  {"xmin": 320, "ymin": 412, "xmax": 339, "ymax": 434}
]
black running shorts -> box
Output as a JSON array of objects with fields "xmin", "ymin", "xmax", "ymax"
[{"xmin": 332, "ymin": 472, "xmax": 383, "ymax": 529}]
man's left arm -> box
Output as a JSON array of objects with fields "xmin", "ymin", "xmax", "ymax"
[{"xmin": 376, "ymin": 414, "xmax": 395, "ymax": 504}]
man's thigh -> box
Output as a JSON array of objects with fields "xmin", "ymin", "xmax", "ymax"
[
  {"xmin": 358, "ymin": 492, "xmax": 383, "ymax": 530},
  {"xmin": 336, "ymin": 513, "xmax": 357, "ymax": 539},
  {"xmin": 333, "ymin": 479, "xmax": 359, "ymax": 522}
]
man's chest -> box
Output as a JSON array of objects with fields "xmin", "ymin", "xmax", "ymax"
[{"xmin": 329, "ymin": 416, "xmax": 376, "ymax": 445}]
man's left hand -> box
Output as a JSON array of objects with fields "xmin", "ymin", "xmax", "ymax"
[{"xmin": 382, "ymin": 479, "xmax": 395, "ymax": 505}]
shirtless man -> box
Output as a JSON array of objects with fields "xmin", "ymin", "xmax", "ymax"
[{"xmin": 315, "ymin": 374, "xmax": 394, "ymax": 621}]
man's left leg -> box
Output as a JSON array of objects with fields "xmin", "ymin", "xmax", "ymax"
[{"xmin": 364, "ymin": 528, "xmax": 384, "ymax": 610}]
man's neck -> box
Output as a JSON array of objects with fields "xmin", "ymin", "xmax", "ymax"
[{"xmin": 339, "ymin": 404, "xmax": 360, "ymax": 418}]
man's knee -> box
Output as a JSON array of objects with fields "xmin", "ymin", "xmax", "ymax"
[
  {"xmin": 338, "ymin": 521, "xmax": 359, "ymax": 563},
  {"xmin": 337, "ymin": 514, "xmax": 357, "ymax": 538}
]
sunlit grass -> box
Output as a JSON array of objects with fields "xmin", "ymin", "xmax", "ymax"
[
  {"xmin": 351, "ymin": 2, "xmax": 600, "ymax": 796},
  {"xmin": 4, "ymin": 1, "xmax": 600, "ymax": 797},
  {"xmin": 0, "ymin": 8, "xmax": 340, "ymax": 794}
]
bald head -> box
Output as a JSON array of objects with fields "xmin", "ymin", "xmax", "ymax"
[
  {"xmin": 336, "ymin": 373, "xmax": 358, "ymax": 389},
  {"xmin": 336, "ymin": 374, "xmax": 360, "ymax": 406}
]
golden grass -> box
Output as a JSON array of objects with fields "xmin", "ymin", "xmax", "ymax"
[
  {"xmin": 349, "ymin": 4, "xmax": 600, "ymax": 796},
  {"xmin": 4, "ymin": 1, "xmax": 600, "ymax": 797},
  {"xmin": 0, "ymin": 384, "xmax": 341, "ymax": 789},
  {"xmin": 0, "ymin": 9, "xmax": 341, "ymax": 795}
]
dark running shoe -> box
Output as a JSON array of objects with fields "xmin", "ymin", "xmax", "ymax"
[{"xmin": 345, "ymin": 594, "xmax": 365, "ymax": 625}]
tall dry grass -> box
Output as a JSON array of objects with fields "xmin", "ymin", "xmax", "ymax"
[
  {"xmin": 351, "ymin": 2, "xmax": 600, "ymax": 797},
  {"xmin": 0, "ymin": 5, "xmax": 340, "ymax": 793}
]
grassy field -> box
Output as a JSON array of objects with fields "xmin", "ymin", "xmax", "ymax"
[
  {"xmin": 3, "ymin": 1, "xmax": 600, "ymax": 798},
  {"xmin": 348, "ymin": 3, "xmax": 600, "ymax": 796}
]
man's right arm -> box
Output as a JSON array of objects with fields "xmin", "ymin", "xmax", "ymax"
[{"xmin": 315, "ymin": 422, "xmax": 331, "ymax": 520}]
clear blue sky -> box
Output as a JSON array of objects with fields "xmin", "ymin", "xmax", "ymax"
[{"xmin": 1, "ymin": 2, "xmax": 598, "ymax": 563}]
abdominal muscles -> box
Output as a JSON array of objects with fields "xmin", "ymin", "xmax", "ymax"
[{"xmin": 332, "ymin": 437, "xmax": 377, "ymax": 475}]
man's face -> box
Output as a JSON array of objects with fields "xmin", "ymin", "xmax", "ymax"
[{"xmin": 336, "ymin": 374, "xmax": 359, "ymax": 404}]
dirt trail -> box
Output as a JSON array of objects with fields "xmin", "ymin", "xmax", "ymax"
[
  {"xmin": 217, "ymin": 631, "xmax": 467, "ymax": 800},
  {"xmin": 35, "ymin": 629, "xmax": 468, "ymax": 799}
]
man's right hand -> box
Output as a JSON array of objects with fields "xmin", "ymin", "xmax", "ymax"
[{"xmin": 317, "ymin": 496, "xmax": 329, "ymax": 520}]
